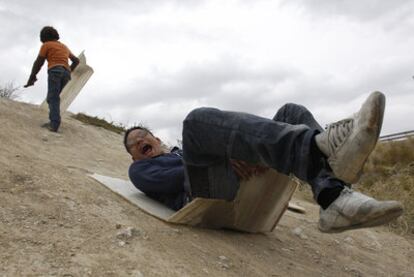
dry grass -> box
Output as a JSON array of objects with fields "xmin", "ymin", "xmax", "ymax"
[
  {"xmin": 0, "ymin": 82, "xmax": 20, "ymax": 99},
  {"xmin": 72, "ymin": 113, "xmax": 126, "ymax": 134},
  {"xmin": 357, "ymin": 137, "xmax": 414, "ymax": 236}
]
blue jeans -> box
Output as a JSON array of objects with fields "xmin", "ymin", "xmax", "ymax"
[
  {"xmin": 182, "ymin": 104, "xmax": 345, "ymax": 205},
  {"xmin": 47, "ymin": 66, "xmax": 71, "ymax": 130}
]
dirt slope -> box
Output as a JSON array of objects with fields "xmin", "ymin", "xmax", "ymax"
[{"xmin": 0, "ymin": 98, "xmax": 413, "ymax": 277}]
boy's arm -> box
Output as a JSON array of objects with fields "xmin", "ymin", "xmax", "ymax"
[
  {"xmin": 129, "ymin": 160, "xmax": 185, "ymax": 195},
  {"xmin": 24, "ymin": 56, "xmax": 45, "ymax": 88},
  {"xmin": 69, "ymin": 53, "xmax": 80, "ymax": 72}
]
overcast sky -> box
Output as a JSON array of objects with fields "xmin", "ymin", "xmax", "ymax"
[{"xmin": 1, "ymin": 0, "xmax": 413, "ymax": 144}]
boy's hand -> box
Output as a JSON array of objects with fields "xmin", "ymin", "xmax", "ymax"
[
  {"xmin": 69, "ymin": 53, "xmax": 80, "ymax": 71},
  {"xmin": 25, "ymin": 56, "xmax": 45, "ymax": 88},
  {"xmin": 24, "ymin": 75, "xmax": 37, "ymax": 88},
  {"xmin": 230, "ymin": 159, "xmax": 269, "ymax": 181}
]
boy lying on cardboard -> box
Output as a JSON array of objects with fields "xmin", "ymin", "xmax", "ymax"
[{"xmin": 123, "ymin": 92, "xmax": 403, "ymax": 233}]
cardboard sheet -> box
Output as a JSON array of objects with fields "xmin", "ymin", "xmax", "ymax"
[
  {"xmin": 91, "ymin": 170, "xmax": 298, "ymax": 233},
  {"xmin": 40, "ymin": 51, "xmax": 94, "ymax": 112}
]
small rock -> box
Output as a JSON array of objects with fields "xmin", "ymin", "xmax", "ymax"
[
  {"xmin": 218, "ymin": 262, "xmax": 230, "ymax": 270},
  {"xmin": 292, "ymin": 227, "xmax": 308, "ymax": 240},
  {"xmin": 116, "ymin": 227, "xmax": 140, "ymax": 240},
  {"xmin": 118, "ymin": 241, "xmax": 126, "ymax": 246},
  {"xmin": 292, "ymin": 227, "xmax": 302, "ymax": 236},
  {"xmin": 115, "ymin": 223, "xmax": 122, "ymax": 229},
  {"xmin": 171, "ymin": 228, "xmax": 181, "ymax": 234},
  {"xmin": 218, "ymin": 255, "xmax": 228, "ymax": 261},
  {"xmin": 217, "ymin": 256, "xmax": 231, "ymax": 270},
  {"xmin": 130, "ymin": 270, "xmax": 143, "ymax": 277},
  {"xmin": 344, "ymin": 267, "xmax": 362, "ymax": 277},
  {"xmin": 344, "ymin": 237, "xmax": 354, "ymax": 244}
]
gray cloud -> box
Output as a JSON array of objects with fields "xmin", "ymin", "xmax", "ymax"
[
  {"xmin": 0, "ymin": 0, "xmax": 204, "ymax": 16},
  {"xmin": 74, "ymin": 55, "xmax": 298, "ymax": 114},
  {"xmin": 1, "ymin": 0, "xmax": 413, "ymax": 143},
  {"xmin": 283, "ymin": 0, "xmax": 414, "ymax": 22},
  {"xmin": 73, "ymin": 49, "xmax": 414, "ymax": 141}
]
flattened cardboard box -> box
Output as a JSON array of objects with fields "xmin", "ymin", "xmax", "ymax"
[{"xmin": 91, "ymin": 169, "xmax": 297, "ymax": 233}]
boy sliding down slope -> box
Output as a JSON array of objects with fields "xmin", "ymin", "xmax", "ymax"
[{"xmin": 124, "ymin": 91, "xmax": 403, "ymax": 233}]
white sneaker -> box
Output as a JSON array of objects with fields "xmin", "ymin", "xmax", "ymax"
[
  {"xmin": 315, "ymin": 91, "xmax": 385, "ymax": 184},
  {"xmin": 318, "ymin": 187, "xmax": 403, "ymax": 233}
]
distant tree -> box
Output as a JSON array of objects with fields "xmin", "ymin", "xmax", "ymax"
[{"xmin": 0, "ymin": 82, "xmax": 20, "ymax": 99}]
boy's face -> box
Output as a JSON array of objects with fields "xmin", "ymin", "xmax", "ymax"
[{"xmin": 128, "ymin": 129, "xmax": 164, "ymax": 161}]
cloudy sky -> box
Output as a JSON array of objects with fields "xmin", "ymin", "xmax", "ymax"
[{"xmin": 1, "ymin": 0, "xmax": 413, "ymax": 144}]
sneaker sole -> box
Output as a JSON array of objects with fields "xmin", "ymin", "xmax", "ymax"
[
  {"xmin": 319, "ymin": 206, "xmax": 403, "ymax": 233},
  {"xmin": 334, "ymin": 91, "xmax": 385, "ymax": 184}
]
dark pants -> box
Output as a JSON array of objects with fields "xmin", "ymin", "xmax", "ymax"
[
  {"xmin": 47, "ymin": 66, "xmax": 71, "ymax": 131},
  {"xmin": 182, "ymin": 104, "xmax": 345, "ymax": 207}
]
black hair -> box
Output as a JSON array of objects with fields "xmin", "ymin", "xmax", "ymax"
[
  {"xmin": 123, "ymin": 125, "xmax": 153, "ymax": 154},
  {"xmin": 40, "ymin": 26, "xmax": 60, "ymax": 43}
]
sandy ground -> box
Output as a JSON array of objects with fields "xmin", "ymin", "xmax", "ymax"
[{"xmin": 0, "ymin": 98, "xmax": 413, "ymax": 277}]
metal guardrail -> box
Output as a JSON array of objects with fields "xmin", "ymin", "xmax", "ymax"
[{"xmin": 379, "ymin": 130, "xmax": 414, "ymax": 142}]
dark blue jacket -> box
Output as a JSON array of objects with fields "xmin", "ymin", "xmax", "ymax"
[{"xmin": 128, "ymin": 148, "xmax": 188, "ymax": 211}]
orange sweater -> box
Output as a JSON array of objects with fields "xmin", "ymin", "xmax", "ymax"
[{"xmin": 39, "ymin": 41, "xmax": 72, "ymax": 70}]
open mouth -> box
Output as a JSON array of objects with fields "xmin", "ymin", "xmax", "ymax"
[{"xmin": 141, "ymin": 144, "xmax": 152, "ymax": 155}]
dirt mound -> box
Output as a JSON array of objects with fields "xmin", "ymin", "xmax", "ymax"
[{"xmin": 0, "ymin": 98, "xmax": 413, "ymax": 276}]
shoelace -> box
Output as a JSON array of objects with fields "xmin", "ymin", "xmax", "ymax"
[{"xmin": 327, "ymin": 118, "xmax": 354, "ymax": 153}]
